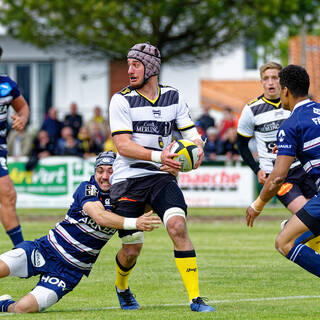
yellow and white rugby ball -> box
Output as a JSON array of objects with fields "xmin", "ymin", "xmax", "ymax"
[{"xmin": 170, "ymin": 139, "xmax": 199, "ymax": 172}]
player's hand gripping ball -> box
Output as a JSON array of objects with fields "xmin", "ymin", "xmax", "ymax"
[{"xmin": 170, "ymin": 139, "xmax": 199, "ymax": 172}]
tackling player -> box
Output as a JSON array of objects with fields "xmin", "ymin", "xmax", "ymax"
[
  {"xmin": 246, "ymin": 65, "xmax": 320, "ymax": 282},
  {"xmin": 0, "ymin": 46, "xmax": 30, "ymax": 246},
  {"xmin": 0, "ymin": 151, "xmax": 161, "ymax": 313},
  {"xmin": 237, "ymin": 61, "xmax": 319, "ymax": 248},
  {"xmin": 108, "ymin": 43, "xmax": 214, "ymax": 312}
]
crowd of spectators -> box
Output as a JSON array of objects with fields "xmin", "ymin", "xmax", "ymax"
[
  {"xmin": 8, "ymin": 103, "xmax": 240, "ymax": 170},
  {"xmin": 7, "ymin": 102, "xmax": 117, "ymax": 171},
  {"xmin": 196, "ymin": 106, "xmax": 240, "ymax": 165}
]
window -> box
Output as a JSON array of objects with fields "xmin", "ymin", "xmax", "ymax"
[
  {"xmin": 38, "ymin": 63, "xmax": 53, "ymax": 115},
  {"xmin": 0, "ymin": 62, "xmax": 53, "ymax": 128},
  {"xmin": 0, "ymin": 64, "xmax": 8, "ymax": 74},
  {"xmin": 16, "ymin": 64, "xmax": 31, "ymax": 104},
  {"xmin": 245, "ymin": 39, "xmax": 257, "ymax": 70}
]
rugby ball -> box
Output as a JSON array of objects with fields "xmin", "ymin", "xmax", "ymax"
[{"xmin": 170, "ymin": 139, "xmax": 199, "ymax": 172}]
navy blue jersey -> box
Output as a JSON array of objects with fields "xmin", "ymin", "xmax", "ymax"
[
  {"xmin": 277, "ymin": 99, "xmax": 320, "ymax": 187},
  {"xmin": 0, "ymin": 75, "xmax": 21, "ymax": 157},
  {"xmin": 45, "ymin": 175, "xmax": 116, "ymax": 276}
]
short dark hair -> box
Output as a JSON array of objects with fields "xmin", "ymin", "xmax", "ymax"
[
  {"xmin": 0, "ymin": 46, "xmax": 2, "ymax": 59},
  {"xmin": 279, "ymin": 64, "xmax": 309, "ymax": 98}
]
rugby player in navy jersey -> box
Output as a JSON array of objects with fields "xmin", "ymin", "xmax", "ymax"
[
  {"xmin": 246, "ymin": 65, "xmax": 320, "ymax": 281},
  {"xmin": 109, "ymin": 43, "xmax": 214, "ymax": 312},
  {"xmin": 237, "ymin": 61, "xmax": 319, "ymax": 250},
  {"xmin": 0, "ymin": 151, "xmax": 161, "ymax": 313},
  {"xmin": 0, "ymin": 46, "xmax": 30, "ymax": 246}
]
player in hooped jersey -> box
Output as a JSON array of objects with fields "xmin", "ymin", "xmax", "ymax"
[
  {"xmin": 0, "ymin": 46, "xmax": 30, "ymax": 246},
  {"xmin": 0, "ymin": 151, "xmax": 160, "ymax": 313},
  {"xmin": 246, "ymin": 65, "xmax": 320, "ymax": 284},
  {"xmin": 109, "ymin": 43, "xmax": 214, "ymax": 312},
  {"xmin": 237, "ymin": 61, "xmax": 318, "ymax": 248}
]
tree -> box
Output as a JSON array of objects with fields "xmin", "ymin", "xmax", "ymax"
[{"xmin": 0, "ymin": 0, "xmax": 319, "ymax": 63}]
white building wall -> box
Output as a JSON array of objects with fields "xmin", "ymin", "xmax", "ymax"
[
  {"xmin": 161, "ymin": 63, "xmax": 201, "ymax": 120},
  {"xmin": 0, "ymin": 36, "xmax": 108, "ymax": 127}
]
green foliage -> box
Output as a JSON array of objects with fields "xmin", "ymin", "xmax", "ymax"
[
  {"xmin": 1, "ymin": 0, "xmax": 319, "ymax": 63},
  {"xmin": 1, "ymin": 208, "xmax": 320, "ymax": 319}
]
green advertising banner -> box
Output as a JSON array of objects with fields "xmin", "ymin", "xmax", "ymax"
[{"xmin": 7, "ymin": 156, "xmax": 95, "ymax": 208}]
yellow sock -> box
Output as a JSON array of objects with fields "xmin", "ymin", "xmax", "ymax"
[
  {"xmin": 306, "ymin": 235, "xmax": 320, "ymax": 253},
  {"xmin": 174, "ymin": 250, "xmax": 199, "ymax": 301},
  {"xmin": 115, "ymin": 257, "xmax": 135, "ymax": 290}
]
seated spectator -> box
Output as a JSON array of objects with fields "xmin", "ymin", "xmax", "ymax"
[
  {"xmin": 103, "ymin": 125, "xmax": 117, "ymax": 153},
  {"xmin": 41, "ymin": 107, "xmax": 63, "ymax": 143},
  {"xmin": 7, "ymin": 128, "xmax": 34, "ymax": 158},
  {"xmin": 56, "ymin": 126, "xmax": 74, "ymax": 153},
  {"xmin": 56, "ymin": 126, "xmax": 83, "ymax": 157},
  {"xmin": 90, "ymin": 122, "xmax": 106, "ymax": 151},
  {"xmin": 217, "ymin": 107, "xmax": 236, "ymax": 139},
  {"xmin": 203, "ymin": 127, "xmax": 221, "ymax": 162},
  {"xmin": 63, "ymin": 102, "xmax": 83, "ymax": 137},
  {"xmin": 196, "ymin": 105, "xmax": 215, "ymax": 131},
  {"xmin": 86, "ymin": 105, "xmax": 108, "ymax": 135},
  {"xmin": 194, "ymin": 121, "xmax": 206, "ymax": 140},
  {"xmin": 220, "ymin": 127, "xmax": 240, "ymax": 165},
  {"xmin": 77, "ymin": 126, "xmax": 102, "ymax": 158},
  {"xmin": 25, "ymin": 130, "xmax": 56, "ymax": 170}
]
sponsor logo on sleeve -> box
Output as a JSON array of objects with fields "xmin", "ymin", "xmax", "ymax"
[{"xmin": 85, "ymin": 185, "xmax": 98, "ymax": 197}]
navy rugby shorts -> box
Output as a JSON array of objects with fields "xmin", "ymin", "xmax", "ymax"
[{"xmin": 110, "ymin": 173, "xmax": 187, "ymax": 238}]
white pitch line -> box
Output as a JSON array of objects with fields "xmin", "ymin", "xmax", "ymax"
[{"xmin": 1, "ymin": 295, "xmax": 320, "ymax": 315}]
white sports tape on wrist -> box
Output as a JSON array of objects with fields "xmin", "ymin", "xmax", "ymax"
[
  {"xmin": 151, "ymin": 151, "xmax": 162, "ymax": 163},
  {"xmin": 123, "ymin": 218, "xmax": 137, "ymax": 230}
]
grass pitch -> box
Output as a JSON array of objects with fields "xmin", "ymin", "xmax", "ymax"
[{"xmin": 1, "ymin": 207, "xmax": 320, "ymax": 319}]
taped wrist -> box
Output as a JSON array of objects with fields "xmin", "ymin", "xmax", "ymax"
[{"xmin": 250, "ymin": 196, "xmax": 266, "ymax": 212}]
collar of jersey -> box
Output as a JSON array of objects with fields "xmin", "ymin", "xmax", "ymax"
[
  {"xmin": 136, "ymin": 86, "xmax": 160, "ymax": 104},
  {"xmin": 262, "ymin": 96, "xmax": 281, "ymax": 108}
]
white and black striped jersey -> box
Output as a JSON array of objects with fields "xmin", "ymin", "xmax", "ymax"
[
  {"xmin": 237, "ymin": 95, "xmax": 300, "ymax": 173},
  {"xmin": 109, "ymin": 85, "xmax": 195, "ymax": 184}
]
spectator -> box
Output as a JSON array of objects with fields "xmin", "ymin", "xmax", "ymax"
[
  {"xmin": 196, "ymin": 105, "xmax": 215, "ymax": 131},
  {"xmin": 194, "ymin": 121, "xmax": 206, "ymax": 140},
  {"xmin": 56, "ymin": 127, "xmax": 82, "ymax": 157},
  {"xmin": 63, "ymin": 102, "xmax": 83, "ymax": 137},
  {"xmin": 77, "ymin": 125, "xmax": 102, "ymax": 158},
  {"xmin": 90, "ymin": 122, "xmax": 106, "ymax": 151},
  {"xmin": 220, "ymin": 127, "xmax": 240, "ymax": 165},
  {"xmin": 103, "ymin": 125, "xmax": 117, "ymax": 153},
  {"xmin": 40, "ymin": 107, "xmax": 63, "ymax": 143},
  {"xmin": 217, "ymin": 107, "xmax": 236, "ymax": 139},
  {"xmin": 7, "ymin": 128, "xmax": 33, "ymax": 158},
  {"xmin": 56, "ymin": 126, "xmax": 74, "ymax": 154},
  {"xmin": 86, "ymin": 105, "xmax": 108, "ymax": 135},
  {"xmin": 203, "ymin": 127, "xmax": 221, "ymax": 162},
  {"xmin": 25, "ymin": 130, "xmax": 55, "ymax": 170}
]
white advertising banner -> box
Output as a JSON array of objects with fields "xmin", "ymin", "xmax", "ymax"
[
  {"xmin": 8, "ymin": 157, "xmax": 255, "ymax": 208},
  {"xmin": 178, "ymin": 166, "xmax": 255, "ymax": 207}
]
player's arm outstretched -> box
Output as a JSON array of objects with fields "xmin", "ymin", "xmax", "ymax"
[
  {"xmin": 246, "ymin": 155, "xmax": 294, "ymax": 227},
  {"xmin": 83, "ymin": 201, "xmax": 161, "ymax": 231}
]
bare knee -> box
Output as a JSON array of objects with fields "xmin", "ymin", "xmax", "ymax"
[
  {"xmin": 166, "ymin": 216, "xmax": 187, "ymax": 239},
  {"xmin": 275, "ymin": 235, "xmax": 294, "ymax": 256},
  {"xmin": 118, "ymin": 244, "xmax": 142, "ymax": 266}
]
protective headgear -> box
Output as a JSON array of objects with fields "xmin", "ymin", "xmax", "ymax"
[
  {"xmin": 127, "ymin": 43, "xmax": 161, "ymax": 82},
  {"xmin": 94, "ymin": 151, "xmax": 116, "ymax": 170}
]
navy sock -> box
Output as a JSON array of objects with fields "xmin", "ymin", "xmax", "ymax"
[
  {"xmin": 294, "ymin": 230, "xmax": 314, "ymax": 245},
  {"xmin": 7, "ymin": 225, "xmax": 24, "ymax": 246},
  {"xmin": 287, "ymin": 244, "xmax": 320, "ymax": 277},
  {"xmin": 0, "ymin": 299, "xmax": 15, "ymax": 312}
]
